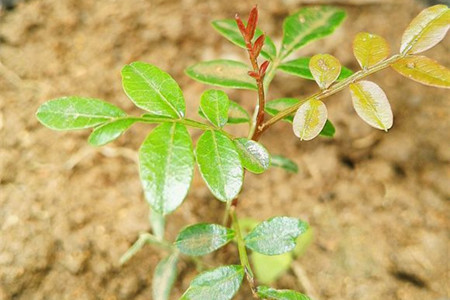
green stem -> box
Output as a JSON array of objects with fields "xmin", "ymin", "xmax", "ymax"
[
  {"xmin": 119, "ymin": 233, "xmax": 174, "ymax": 265},
  {"xmin": 259, "ymin": 54, "xmax": 402, "ymax": 134},
  {"xmin": 222, "ymin": 200, "xmax": 232, "ymax": 226},
  {"xmin": 230, "ymin": 207, "xmax": 258, "ymax": 298},
  {"xmin": 138, "ymin": 115, "xmax": 234, "ymax": 138}
]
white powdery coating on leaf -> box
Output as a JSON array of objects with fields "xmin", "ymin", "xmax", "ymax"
[
  {"xmin": 350, "ymin": 81, "xmax": 393, "ymax": 131},
  {"xmin": 292, "ymin": 99, "xmax": 328, "ymax": 141}
]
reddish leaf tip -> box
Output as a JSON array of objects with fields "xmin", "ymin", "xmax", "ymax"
[
  {"xmin": 246, "ymin": 5, "xmax": 259, "ymax": 41},
  {"xmin": 259, "ymin": 60, "xmax": 270, "ymax": 77},
  {"xmin": 235, "ymin": 14, "xmax": 247, "ymax": 39},
  {"xmin": 248, "ymin": 71, "xmax": 260, "ymax": 79}
]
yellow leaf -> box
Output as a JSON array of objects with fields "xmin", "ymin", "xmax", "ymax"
[
  {"xmin": 400, "ymin": 5, "xmax": 450, "ymax": 55},
  {"xmin": 309, "ymin": 54, "xmax": 341, "ymax": 89},
  {"xmin": 292, "ymin": 99, "xmax": 327, "ymax": 141},
  {"xmin": 353, "ymin": 32, "xmax": 390, "ymax": 69},
  {"xmin": 349, "ymin": 81, "xmax": 393, "ymax": 131},
  {"xmin": 391, "ymin": 55, "xmax": 450, "ymax": 89}
]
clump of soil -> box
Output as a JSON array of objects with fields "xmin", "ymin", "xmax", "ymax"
[{"xmin": 0, "ymin": 0, "xmax": 448, "ymax": 299}]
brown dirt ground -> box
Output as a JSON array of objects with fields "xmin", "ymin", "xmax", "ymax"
[{"xmin": 0, "ymin": 0, "xmax": 449, "ymax": 299}]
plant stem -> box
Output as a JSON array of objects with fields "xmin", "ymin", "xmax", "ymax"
[
  {"xmin": 119, "ymin": 232, "xmax": 175, "ymax": 265},
  {"xmin": 259, "ymin": 54, "xmax": 402, "ymax": 134},
  {"xmin": 246, "ymin": 47, "xmax": 267, "ymax": 141},
  {"xmin": 222, "ymin": 199, "xmax": 232, "ymax": 226},
  {"xmin": 230, "ymin": 206, "xmax": 258, "ymax": 298},
  {"xmin": 139, "ymin": 115, "xmax": 234, "ymax": 138}
]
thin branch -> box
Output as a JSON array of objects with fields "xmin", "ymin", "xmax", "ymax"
[
  {"xmin": 259, "ymin": 54, "xmax": 403, "ymax": 134},
  {"xmin": 230, "ymin": 206, "xmax": 259, "ymax": 298}
]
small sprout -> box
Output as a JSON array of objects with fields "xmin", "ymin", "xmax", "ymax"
[{"xmin": 34, "ymin": 5, "xmax": 449, "ymax": 299}]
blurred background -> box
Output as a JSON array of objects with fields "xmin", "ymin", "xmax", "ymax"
[{"xmin": 0, "ymin": 0, "xmax": 449, "ymax": 299}]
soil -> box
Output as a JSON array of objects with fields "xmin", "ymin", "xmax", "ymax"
[{"xmin": 0, "ymin": 0, "xmax": 449, "ymax": 299}]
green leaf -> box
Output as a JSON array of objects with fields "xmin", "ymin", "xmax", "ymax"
[
  {"xmin": 175, "ymin": 223, "xmax": 235, "ymax": 256},
  {"xmin": 152, "ymin": 253, "xmax": 178, "ymax": 300},
  {"xmin": 279, "ymin": 57, "xmax": 353, "ymax": 81},
  {"xmin": 271, "ymin": 155, "xmax": 298, "ymax": 173},
  {"xmin": 121, "ymin": 62, "xmax": 185, "ymax": 118},
  {"xmin": 180, "ymin": 265, "xmax": 244, "ymax": 300},
  {"xmin": 293, "ymin": 99, "xmax": 328, "ymax": 141},
  {"xmin": 400, "ymin": 5, "xmax": 450, "ymax": 55},
  {"xmin": 353, "ymin": 32, "xmax": 390, "ymax": 69},
  {"xmin": 293, "ymin": 226, "xmax": 314, "ymax": 258},
  {"xmin": 88, "ymin": 118, "xmax": 137, "ymax": 146},
  {"xmin": 233, "ymin": 138, "xmax": 271, "ymax": 174},
  {"xmin": 391, "ymin": 55, "xmax": 450, "ymax": 89},
  {"xmin": 281, "ymin": 6, "xmax": 346, "ymax": 58},
  {"xmin": 150, "ymin": 209, "xmax": 165, "ymax": 241},
  {"xmin": 244, "ymin": 217, "xmax": 308, "ymax": 255},
  {"xmin": 349, "ymin": 80, "xmax": 393, "ymax": 131},
  {"xmin": 196, "ymin": 130, "xmax": 243, "ymax": 202},
  {"xmin": 320, "ymin": 120, "xmax": 336, "ymax": 138},
  {"xmin": 211, "ymin": 19, "xmax": 277, "ymax": 60},
  {"xmin": 228, "ymin": 101, "xmax": 250, "ymax": 124},
  {"xmin": 139, "ymin": 123, "xmax": 194, "ymax": 215},
  {"xmin": 251, "ymin": 252, "xmax": 293, "ymax": 284},
  {"xmin": 200, "ymin": 90, "xmax": 230, "ymax": 128},
  {"xmin": 36, "ymin": 97, "xmax": 126, "ymax": 130},
  {"xmin": 309, "ymin": 54, "xmax": 341, "ymax": 89},
  {"xmin": 185, "ymin": 60, "xmax": 257, "ymax": 90},
  {"xmin": 257, "ymin": 286, "xmax": 311, "ymax": 300}
]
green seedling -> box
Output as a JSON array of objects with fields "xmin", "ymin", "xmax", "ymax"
[{"xmin": 36, "ymin": 5, "xmax": 449, "ymax": 299}]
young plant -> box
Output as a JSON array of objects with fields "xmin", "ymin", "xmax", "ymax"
[{"xmin": 36, "ymin": 5, "xmax": 449, "ymax": 299}]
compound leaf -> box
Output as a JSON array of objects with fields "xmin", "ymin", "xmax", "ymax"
[
  {"xmin": 257, "ymin": 286, "xmax": 311, "ymax": 300},
  {"xmin": 400, "ymin": 5, "xmax": 450, "ymax": 55},
  {"xmin": 139, "ymin": 123, "xmax": 194, "ymax": 215},
  {"xmin": 196, "ymin": 130, "xmax": 243, "ymax": 202},
  {"xmin": 270, "ymin": 155, "xmax": 298, "ymax": 173},
  {"xmin": 349, "ymin": 81, "xmax": 393, "ymax": 131},
  {"xmin": 185, "ymin": 60, "xmax": 257, "ymax": 90},
  {"xmin": 228, "ymin": 101, "xmax": 250, "ymax": 124},
  {"xmin": 244, "ymin": 217, "xmax": 308, "ymax": 255},
  {"xmin": 180, "ymin": 265, "xmax": 244, "ymax": 300},
  {"xmin": 292, "ymin": 99, "xmax": 328, "ymax": 141},
  {"xmin": 121, "ymin": 62, "xmax": 185, "ymax": 118},
  {"xmin": 391, "ymin": 55, "xmax": 450, "ymax": 89},
  {"xmin": 309, "ymin": 54, "xmax": 341, "ymax": 89},
  {"xmin": 175, "ymin": 223, "xmax": 235, "ymax": 256},
  {"xmin": 279, "ymin": 57, "xmax": 353, "ymax": 81},
  {"xmin": 152, "ymin": 253, "xmax": 178, "ymax": 300},
  {"xmin": 211, "ymin": 19, "xmax": 277, "ymax": 60},
  {"xmin": 200, "ymin": 90, "xmax": 230, "ymax": 128},
  {"xmin": 233, "ymin": 138, "xmax": 271, "ymax": 174},
  {"xmin": 353, "ymin": 32, "xmax": 390, "ymax": 69},
  {"xmin": 36, "ymin": 97, "xmax": 126, "ymax": 130},
  {"xmin": 88, "ymin": 118, "xmax": 137, "ymax": 146},
  {"xmin": 281, "ymin": 6, "xmax": 346, "ymax": 58}
]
